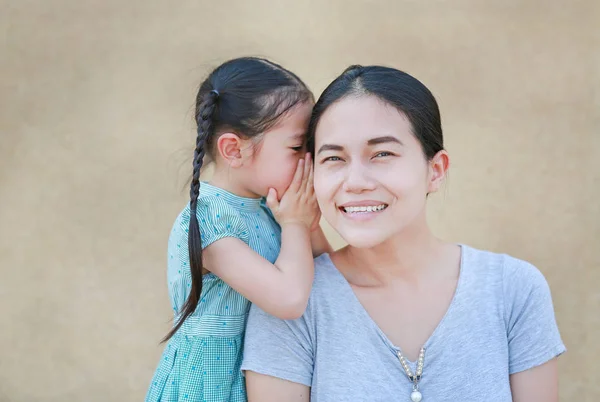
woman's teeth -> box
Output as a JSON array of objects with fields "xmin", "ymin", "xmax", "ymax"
[{"xmin": 342, "ymin": 205, "xmax": 387, "ymax": 213}]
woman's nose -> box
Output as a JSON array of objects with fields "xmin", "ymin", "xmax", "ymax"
[{"xmin": 342, "ymin": 161, "xmax": 376, "ymax": 194}]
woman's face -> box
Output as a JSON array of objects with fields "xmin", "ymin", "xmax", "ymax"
[{"xmin": 313, "ymin": 95, "xmax": 445, "ymax": 248}]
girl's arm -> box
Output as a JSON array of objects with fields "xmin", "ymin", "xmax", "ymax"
[
  {"xmin": 203, "ymin": 156, "xmax": 317, "ymax": 320},
  {"xmin": 204, "ymin": 223, "xmax": 312, "ymax": 320}
]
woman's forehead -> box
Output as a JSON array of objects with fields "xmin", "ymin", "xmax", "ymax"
[{"xmin": 315, "ymin": 96, "xmax": 412, "ymax": 146}]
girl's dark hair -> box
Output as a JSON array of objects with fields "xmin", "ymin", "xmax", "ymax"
[
  {"xmin": 307, "ymin": 65, "xmax": 444, "ymax": 159},
  {"xmin": 163, "ymin": 57, "xmax": 313, "ymax": 342}
]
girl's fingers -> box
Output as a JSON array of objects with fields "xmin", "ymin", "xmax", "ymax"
[
  {"xmin": 306, "ymin": 154, "xmax": 314, "ymax": 196},
  {"xmin": 265, "ymin": 188, "xmax": 279, "ymax": 210},
  {"xmin": 288, "ymin": 158, "xmax": 304, "ymax": 194},
  {"xmin": 300, "ymin": 153, "xmax": 311, "ymax": 192}
]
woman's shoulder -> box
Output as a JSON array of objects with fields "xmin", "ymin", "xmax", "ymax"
[
  {"xmin": 300, "ymin": 253, "xmax": 360, "ymax": 316},
  {"xmin": 312, "ymin": 253, "xmax": 348, "ymax": 291},
  {"xmin": 463, "ymin": 243, "xmax": 543, "ymax": 274},
  {"xmin": 461, "ymin": 244, "xmax": 551, "ymax": 299}
]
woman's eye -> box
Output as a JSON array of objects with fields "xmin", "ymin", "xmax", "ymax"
[
  {"xmin": 290, "ymin": 146, "xmax": 303, "ymax": 152},
  {"xmin": 322, "ymin": 156, "xmax": 342, "ymax": 163},
  {"xmin": 374, "ymin": 151, "xmax": 393, "ymax": 158}
]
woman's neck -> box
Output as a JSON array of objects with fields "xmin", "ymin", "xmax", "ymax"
[{"xmin": 336, "ymin": 219, "xmax": 452, "ymax": 287}]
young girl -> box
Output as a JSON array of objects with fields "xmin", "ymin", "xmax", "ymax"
[{"xmin": 146, "ymin": 57, "xmax": 330, "ymax": 402}]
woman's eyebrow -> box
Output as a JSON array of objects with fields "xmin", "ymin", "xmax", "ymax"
[
  {"xmin": 367, "ymin": 136, "xmax": 403, "ymax": 146},
  {"xmin": 317, "ymin": 144, "xmax": 344, "ymax": 154},
  {"xmin": 317, "ymin": 136, "xmax": 402, "ymax": 154}
]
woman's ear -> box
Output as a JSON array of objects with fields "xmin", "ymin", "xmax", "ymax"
[
  {"xmin": 427, "ymin": 150, "xmax": 450, "ymax": 194},
  {"xmin": 215, "ymin": 133, "xmax": 244, "ymax": 168}
]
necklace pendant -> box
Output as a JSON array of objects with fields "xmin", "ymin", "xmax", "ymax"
[
  {"xmin": 397, "ymin": 347, "xmax": 426, "ymax": 402},
  {"xmin": 410, "ymin": 390, "xmax": 423, "ymax": 402}
]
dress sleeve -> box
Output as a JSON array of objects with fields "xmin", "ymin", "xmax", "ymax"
[{"xmin": 166, "ymin": 197, "xmax": 250, "ymax": 314}]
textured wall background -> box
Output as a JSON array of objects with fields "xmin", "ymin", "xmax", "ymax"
[{"xmin": 1, "ymin": 0, "xmax": 598, "ymax": 400}]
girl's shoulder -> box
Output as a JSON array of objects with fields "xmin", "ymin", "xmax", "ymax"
[{"xmin": 170, "ymin": 196, "xmax": 251, "ymax": 248}]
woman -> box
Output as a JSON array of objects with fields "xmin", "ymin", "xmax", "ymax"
[{"xmin": 241, "ymin": 65, "xmax": 565, "ymax": 402}]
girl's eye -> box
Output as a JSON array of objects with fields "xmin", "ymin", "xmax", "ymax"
[
  {"xmin": 322, "ymin": 156, "xmax": 342, "ymax": 163},
  {"xmin": 290, "ymin": 146, "xmax": 303, "ymax": 152},
  {"xmin": 374, "ymin": 151, "xmax": 393, "ymax": 158}
]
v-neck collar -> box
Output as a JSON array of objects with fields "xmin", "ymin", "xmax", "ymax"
[{"xmin": 325, "ymin": 244, "xmax": 468, "ymax": 365}]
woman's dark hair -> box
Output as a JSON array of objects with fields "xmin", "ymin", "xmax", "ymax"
[
  {"xmin": 307, "ymin": 65, "xmax": 444, "ymax": 159},
  {"xmin": 163, "ymin": 57, "xmax": 313, "ymax": 342}
]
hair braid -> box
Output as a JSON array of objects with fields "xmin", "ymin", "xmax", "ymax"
[{"xmin": 162, "ymin": 91, "xmax": 219, "ymax": 342}]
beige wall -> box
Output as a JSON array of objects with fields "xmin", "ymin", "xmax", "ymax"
[{"xmin": 1, "ymin": 1, "xmax": 598, "ymax": 400}]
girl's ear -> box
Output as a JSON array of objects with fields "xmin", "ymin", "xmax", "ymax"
[{"xmin": 215, "ymin": 133, "xmax": 244, "ymax": 168}]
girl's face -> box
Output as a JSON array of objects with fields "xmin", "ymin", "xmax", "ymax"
[
  {"xmin": 313, "ymin": 95, "xmax": 446, "ymax": 248},
  {"xmin": 243, "ymin": 102, "xmax": 313, "ymax": 198}
]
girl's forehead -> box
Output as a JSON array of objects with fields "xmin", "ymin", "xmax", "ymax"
[{"xmin": 264, "ymin": 104, "xmax": 312, "ymax": 140}]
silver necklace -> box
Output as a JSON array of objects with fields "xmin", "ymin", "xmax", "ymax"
[{"xmin": 396, "ymin": 347, "xmax": 425, "ymax": 402}]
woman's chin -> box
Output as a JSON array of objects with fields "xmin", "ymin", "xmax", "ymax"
[{"xmin": 338, "ymin": 231, "xmax": 387, "ymax": 249}]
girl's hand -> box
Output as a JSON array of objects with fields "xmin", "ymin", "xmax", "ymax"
[{"xmin": 266, "ymin": 153, "xmax": 319, "ymax": 229}]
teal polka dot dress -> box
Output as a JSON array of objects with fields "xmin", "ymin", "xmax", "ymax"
[{"xmin": 146, "ymin": 183, "xmax": 281, "ymax": 402}]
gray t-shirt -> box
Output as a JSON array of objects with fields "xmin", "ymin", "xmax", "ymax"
[{"xmin": 241, "ymin": 245, "xmax": 565, "ymax": 402}]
